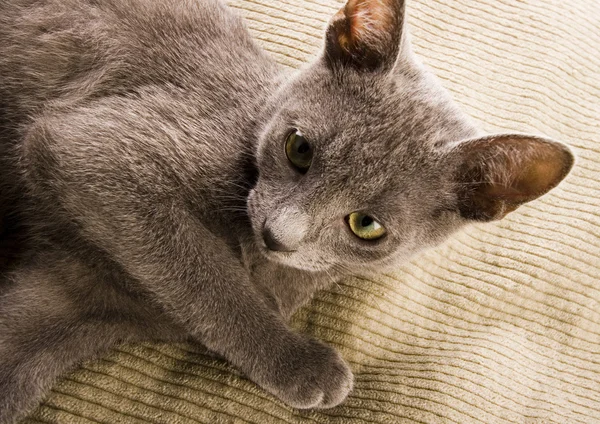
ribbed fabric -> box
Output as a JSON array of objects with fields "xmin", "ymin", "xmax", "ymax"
[{"xmin": 23, "ymin": 0, "xmax": 599, "ymax": 423}]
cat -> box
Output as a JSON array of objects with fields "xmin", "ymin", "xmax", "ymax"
[{"xmin": 0, "ymin": 0, "xmax": 574, "ymax": 422}]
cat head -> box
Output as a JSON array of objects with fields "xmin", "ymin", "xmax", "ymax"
[{"xmin": 247, "ymin": 0, "xmax": 574, "ymax": 273}]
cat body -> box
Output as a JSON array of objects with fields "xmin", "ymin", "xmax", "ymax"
[
  {"xmin": 0, "ymin": 0, "xmax": 332, "ymax": 320},
  {"xmin": 0, "ymin": 1, "xmax": 353, "ymax": 420},
  {"xmin": 0, "ymin": 0, "xmax": 574, "ymax": 422}
]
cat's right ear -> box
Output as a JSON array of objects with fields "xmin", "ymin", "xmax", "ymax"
[
  {"xmin": 324, "ymin": 0, "xmax": 405, "ymax": 71},
  {"xmin": 449, "ymin": 134, "xmax": 575, "ymax": 222}
]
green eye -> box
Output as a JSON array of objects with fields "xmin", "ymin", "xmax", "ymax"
[
  {"xmin": 347, "ymin": 212, "xmax": 386, "ymax": 240},
  {"xmin": 285, "ymin": 129, "xmax": 312, "ymax": 173}
]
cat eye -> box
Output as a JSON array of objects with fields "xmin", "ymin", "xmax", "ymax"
[
  {"xmin": 346, "ymin": 212, "xmax": 386, "ymax": 241},
  {"xmin": 285, "ymin": 129, "xmax": 312, "ymax": 173}
]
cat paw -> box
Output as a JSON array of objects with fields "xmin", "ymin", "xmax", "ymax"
[{"xmin": 260, "ymin": 336, "xmax": 354, "ymax": 409}]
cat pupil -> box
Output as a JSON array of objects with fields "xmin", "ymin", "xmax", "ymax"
[
  {"xmin": 361, "ymin": 216, "xmax": 373, "ymax": 227},
  {"xmin": 298, "ymin": 143, "xmax": 309, "ymax": 154}
]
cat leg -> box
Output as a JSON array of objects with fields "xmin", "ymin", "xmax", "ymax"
[
  {"xmin": 104, "ymin": 214, "xmax": 354, "ymax": 410},
  {"xmin": 0, "ymin": 255, "xmax": 148, "ymax": 424},
  {"xmin": 92, "ymin": 210, "xmax": 354, "ymax": 409}
]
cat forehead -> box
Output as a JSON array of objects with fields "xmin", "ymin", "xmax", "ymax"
[
  {"xmin": 290, "ymin": 66, "xmax": 475, "ymax": 151},
  {"xmin": 275, "ymin": 64, "xmax": 478, "ymax": 200}
]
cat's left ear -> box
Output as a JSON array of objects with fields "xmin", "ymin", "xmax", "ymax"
[
  {"xmin": 450, "ymin": 134, "xmax": 575, "ymax": 221},
  {"xmin": 324, "ymin": 0, "xmax": 405, "ymax": 71}
]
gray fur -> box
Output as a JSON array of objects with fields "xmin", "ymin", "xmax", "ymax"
[{"xmin": 0, "ymin": 0, "xmax": 573, "ymax": 422}]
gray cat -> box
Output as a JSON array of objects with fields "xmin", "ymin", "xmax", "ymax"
[{"xmin": 0, "ymin": 0, "xmax": 574, "ymax": 422}]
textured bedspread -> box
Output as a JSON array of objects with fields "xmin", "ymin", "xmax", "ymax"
[{"xmin": 23, "ymin": 0, "xmax": 600, "ymax": 422}]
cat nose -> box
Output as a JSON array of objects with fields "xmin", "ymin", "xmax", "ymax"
[
  {"xmin": 261, "ymin": 207, "xmax": 308, "ymax": 252},
  {"xmin": 262, "ymin": 226, "xmax": 293, "ymax": 252}
]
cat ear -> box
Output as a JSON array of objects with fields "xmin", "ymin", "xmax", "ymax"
[
  {"xmin": 324, "ymin": 0, "xmax": 405, "ymax": 71},
  {"xmin": 451, "ymin": 134, "xmax": 575, "ymax": 221}
]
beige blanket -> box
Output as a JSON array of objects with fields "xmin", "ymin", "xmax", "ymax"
[{"xmin": 23, "ymin": 0, "xmax": 600, "ymax": 422}]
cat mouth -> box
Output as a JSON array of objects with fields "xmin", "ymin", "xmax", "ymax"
[
  {"xmin": 259, "ymin": 244, "xmax": 296, "ymax": 260},
  {"xmin": 256, "ymin": 241, "xmax": 303, "ymax": 266},
  {"xmin": 257, "ymin": 244, "xmax": 332, "ymax": 272}
]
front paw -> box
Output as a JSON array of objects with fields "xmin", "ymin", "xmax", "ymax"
[{"xmin": 259, "ymin": 336, "xmax": 354, "ymax": 409}]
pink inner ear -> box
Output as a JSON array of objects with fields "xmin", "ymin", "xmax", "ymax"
[
  {"xmin": 484, "ymin": 140, "xmax": 573, "ymax": 202},
  {"xmin": 515, "ymin": 159, "xmax": 568, "ymax": 196},
  {"xmin": 326, "ymin": 0, "xmax": 404, "ymax": 70},
  {"xmin": 341, "ymin": 0, "xmax": 398, "ymax": 50},
  {"xmin": 458, "ymin": 135, "xmax": 574, "ymax": 221}
]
